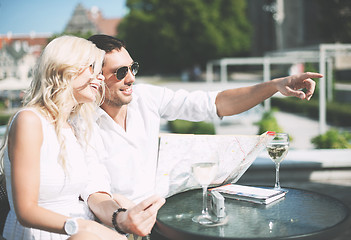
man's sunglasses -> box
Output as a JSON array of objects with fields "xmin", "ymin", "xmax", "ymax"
[{"xmin": 115, "ymin": 62, "xmax": 139, "ymax": 80}]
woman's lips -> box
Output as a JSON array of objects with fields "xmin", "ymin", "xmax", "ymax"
[{"xmin": 90, "ymin": 83, "xmax": 100, "ymax": 92}]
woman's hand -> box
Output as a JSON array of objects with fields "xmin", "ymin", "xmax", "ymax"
[{"xmin": 76, "ymin": 219, "xmax": 128, "ymax": 240}]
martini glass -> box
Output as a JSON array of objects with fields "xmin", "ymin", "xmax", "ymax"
[
  {"xmin": 266, "ymin": 133, "xmax": 289, "ymax": 190},
  {"xmin": 191, "ymin": 152, "xmax": 219, "ymax": 225}
]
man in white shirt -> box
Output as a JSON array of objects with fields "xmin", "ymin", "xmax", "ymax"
[{"xmin": 88, "ymin": 34, "xmax": 322, "ymax": 237}]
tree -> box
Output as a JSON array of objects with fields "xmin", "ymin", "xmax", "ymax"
[{"xmin": 117, "ymin": 0, "xmax": 252, "ymax": 74}]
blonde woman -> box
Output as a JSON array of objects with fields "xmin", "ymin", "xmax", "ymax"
[{"xmin": 1, "ymin": 36, "xmax": 126, "ymax": 240}]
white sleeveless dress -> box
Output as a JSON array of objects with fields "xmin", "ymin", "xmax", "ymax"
[{"xmin": 2, "ymin": 109, "xmax": 109, "ymax": 240}]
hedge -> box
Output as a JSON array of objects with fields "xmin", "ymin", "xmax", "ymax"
[
  {"xmin": 168, "ymin": 120, "xmax": 216, "ymax": 135},
  {"xmin": 311, "ymin": 129, "xmax": 351, "ymax": 149},
  {"xmin": 271, "ymin": 97, "xmax": 351, "ymax": 127},
  {"xmin": 254, "ymin": 110, "xmax": 284, "ymax": 134}
]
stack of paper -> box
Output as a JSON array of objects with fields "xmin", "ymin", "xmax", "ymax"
[{"xmin": 211, "ymin": 184, "xmax": 287, "ymax": 205}]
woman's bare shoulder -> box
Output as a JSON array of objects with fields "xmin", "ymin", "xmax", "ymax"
[{"xmin": 9, "ymin": 109, "xmax": 43, "ymax": 140}]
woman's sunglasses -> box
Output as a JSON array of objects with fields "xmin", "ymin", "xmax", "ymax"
[
  {"xmin": 115, "ymin": 62, "xmax": 139, "ymax": 80},
  {"xmin": 78, "ymin": 64, "xmax": 95, "ymax": 75},
  {"xmin": 79, "ymin": 63, "xmax": 102, "ymax": 76}
]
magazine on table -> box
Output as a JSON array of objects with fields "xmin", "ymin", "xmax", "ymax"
[{"xmin": 210, "ymin": 184, "xmax": 287, "ymax": 205}]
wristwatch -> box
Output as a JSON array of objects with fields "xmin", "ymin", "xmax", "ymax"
[{"xmin": 64, "ymin": 217, "xmax": 80, "ymax": 235}]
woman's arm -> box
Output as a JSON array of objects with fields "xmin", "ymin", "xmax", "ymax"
[
  {"xmin": 8, "ymin": 111, "xmax": 126, "ymax": 239},
  {"xmin": 9, "ymin": 110, "xmax": 66, "ymax": 232}
]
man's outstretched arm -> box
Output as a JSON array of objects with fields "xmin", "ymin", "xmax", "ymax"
[{"xmin": 215, "ymin": 72, "xmax": 323, "ymax": 117}]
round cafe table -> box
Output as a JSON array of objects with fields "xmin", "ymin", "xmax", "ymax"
[{"xmin": 154, "ymin": 187, "xmax": 349, "ymax": 240}]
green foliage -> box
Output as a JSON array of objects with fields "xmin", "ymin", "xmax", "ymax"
[
  {"xmin": 168, "ymin": 119, "xmax": 215, "ymax": 135},
  {"xmin": 311, "ymin": 129, "xmax": 351, "ymax": 149},
  {"xmin": 118, "ymin": 0, "xmax": 252, "ymax": 74},
  {"xmin": 254, "ymin": 110, "xmax": 284, "ymax": 135},
  {"xmin": 0, "ymin": 100, "xmax": 12, "ymax": 125},
  {"xmin": 0, "ymin": 101, "xmax": 5, "ymax": 110},
  {"xmin": 0, "ymin": 114, "xmax": 11, "ymax": 125},
  {"xmin": 304, "ymin": 62, "xmax": 318, "ymax": 74}
]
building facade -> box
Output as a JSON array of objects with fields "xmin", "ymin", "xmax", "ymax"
[
  {"xmin": 0, "ymin": 34, "xmax": 48, "ymax": 81},
  {"xmin": 64, "ymin": 3, "xmax": 121, "ymax": 36}
]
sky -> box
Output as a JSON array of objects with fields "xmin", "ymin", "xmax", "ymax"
[{"xmin": 0, "ymin": 0, "xmax": 128, "ymax": 35}]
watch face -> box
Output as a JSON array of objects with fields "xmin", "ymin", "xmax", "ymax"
[{"xmin": 64, "ymin": 218, "xmax": 78, "ymax": 235}]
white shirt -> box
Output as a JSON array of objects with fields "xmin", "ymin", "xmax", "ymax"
[{"xmin": 95, "ymin": 83, "xmax": 219, "ymax": 203}]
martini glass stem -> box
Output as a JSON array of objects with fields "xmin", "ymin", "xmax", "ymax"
[
  {"xmin": 202, "ymin": 185, "xmax": 209, "ymax": 216},
  {"xmin": 275, "ymin": 162, "xmax": 281, "ymax": 189}
]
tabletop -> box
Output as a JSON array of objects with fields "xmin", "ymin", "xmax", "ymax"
[{"xmin": 154, "ymin": 187, "xmax": 349, "ymax": 240}]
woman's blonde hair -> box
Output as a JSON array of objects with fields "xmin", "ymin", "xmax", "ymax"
[{"xmin": 0, "ymin": 35, "xmax": 105, "ymax": 171}]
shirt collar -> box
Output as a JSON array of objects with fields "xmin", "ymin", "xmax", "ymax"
[{"xmin": 95, "ymin": 107, "xmax": 108, "ymax": 121}]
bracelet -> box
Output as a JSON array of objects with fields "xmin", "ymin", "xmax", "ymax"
[{"xmin": 112, "ymin": 208, "xmax": 128, "ymax": 235}]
